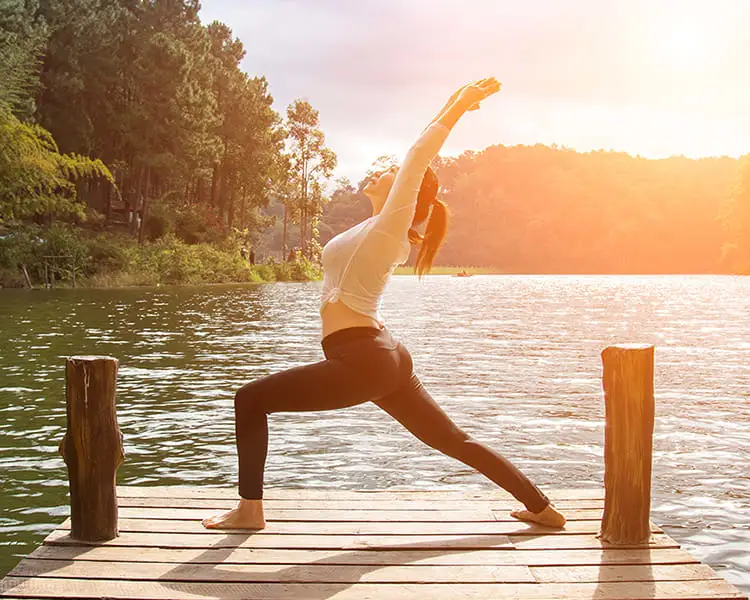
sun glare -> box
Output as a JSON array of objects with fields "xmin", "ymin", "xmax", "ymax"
[
  {"xmin": 645, "ymin": 12, "xmax": 722, "ymax": 75},
  {"xmin": 659, "ymin": 24, "xmax": 706, "ymax": 69}
]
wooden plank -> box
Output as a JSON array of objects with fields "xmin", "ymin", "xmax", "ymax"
[
  {"xmin": 43, "ymin": 530, "xmax": 515, "ymax": 550},
  {"xmin": 531, "ymin": 563, "xmax": 721, "ymax": 583},
  {"xmin": 58, "ymin": 517, "xmax": 661, "ymax": 536},
  {"xmin": 8, "ymin": 560, "xmax": 730, "ymax": 585},
  {"xmin": 27, "ymin": 544, "xmax": 701, "ymax": 567},
  {"xmin": 9, "ymin": 559, "xmax": 721, "ymax": 585},
  {"xmin": 510, "ymin": 533, "xmax": 680, "ymax": 550},
  {"xmin": 117, "ymin": 506, "xmax": 498, "ymax": 522},
  {"xmin": 1, "ymin": 576, "xmax": 745, "ymax": 599},
  {"xmin": 44, "ymin": 529, "xmax": 681, "ymax": 551},
  {"xmin": 115, "ymin": 506, "xmax": 605, "ymax": 522},
  {"xmin": 116, "ymin": 486, "xmax": 604, "ymax": 501},
  {"xmin": 8, "ymin": 559, "xmax": 535, "ymax": 583},
  {"xmin": 117, "ymin": 496, "xmax": 605, "ymax": 511}
]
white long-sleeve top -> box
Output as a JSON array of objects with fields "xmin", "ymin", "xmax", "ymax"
[{"xmin": 319, "ymin": 122, "xmax": 450, "ymax": 331}]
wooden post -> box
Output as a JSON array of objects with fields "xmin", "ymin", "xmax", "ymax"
[
  {"xmin": 599, "ymin": 344, "xmax": 655, "ymax": 545},
  {"xmin": 59, "ymin": 356, "xmax": 124, "ymax": 541}
]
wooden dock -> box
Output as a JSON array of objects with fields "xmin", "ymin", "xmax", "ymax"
[{"xmin": 0, "ymin": 486, "xmax": 745, "ymax": 600}]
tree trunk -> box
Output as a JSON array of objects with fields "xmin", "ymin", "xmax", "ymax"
[
  {"xmin": 239, "ymin": 189, "xmax": 246, "ymax": 230},
  {"xmin": 210, "ymin": 162, "xmax": 221, "ymax": 209},
  {"xmin": 227, "ymin": 185, "xmax": 235, "ymax": 230},
  {"xmin": 59, "ymin": 356, "xmax": 124, "ymax": 542},
  {"xmin": 283, "ymin": 202, "xmax": 288, "ymax": 260},
  {"xmin": 598, "ymin": 344, "xmax": 655, "ymax": 545},
  {"xmin": 104, "ymin": 181, "xmax": 113, "ymax": 223},
  {"xmin": 138, "ymin": 168, "xmax": 151, "ymax": 246},
  {"xmin": 130, "ymin": 167, "xmax": 145, "ymax": 236}
]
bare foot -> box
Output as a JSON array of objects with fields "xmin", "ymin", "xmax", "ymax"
[
  {"xmin": 510, "ymin": 503, "xmax": 566, "ymax": 528},
  {"xmin": 202, "ymin": 498, "xmax": 266, "ymax": 530}
]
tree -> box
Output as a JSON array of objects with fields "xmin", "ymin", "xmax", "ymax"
[
  {"xmin": 721, "ymin": 155, "xmax": 750, "ymax": 273},
  {"xmin": 285, "ymin": 100, "xmax": 336, "ymax": 258},
  {"xmin": 319, "ymin": 177, "xmax": 371, "ymax": 244},
  {"xmin": 0, "ymin": 0, "xmax": 47, "ymax": 119}
]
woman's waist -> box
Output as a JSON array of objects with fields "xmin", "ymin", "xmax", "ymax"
[
  {"xmin": 321, "ymin": 301, "xmax": 383, "ymax": 340},
  {"xmin": 321, "ymin": 318, "xmax": 396, "ymax": 357}
]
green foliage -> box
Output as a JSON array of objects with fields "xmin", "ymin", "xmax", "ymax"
[
  {"xmin": 289, "ymin": 254, "xmax": 323, "ymax": 280},
  {"xmin": 0, "ymin": 0, "xmax": 47, "ymax": 118},
  {"xmin": 252, "ymin": 261, "xmax": 276, "ymax": 283},
  {"xmin": 0, "ymin": 223, "xmax": 89, "ymax": 285},
  {"xmin": 0, "ymin": 104, "xmax": 115, "ymax": 222},
  {"xmin": 0, "ymin": 224, "xmax": 319, "ymax": 288},
  {"xmin": 87, "ymin": 232, "xmax": 131, "ymax": 272},
  {"xmin": 41, "ymin": 222, "xmax": 89, "ymax": 266},
  {"xmin": 0, "ymin": 225, "xmax": 41, "ymax": 286}
]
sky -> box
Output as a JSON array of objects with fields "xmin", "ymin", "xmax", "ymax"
[{"xmin": 200, "ymin": 0, "xmax": 750, "ymax": 185}]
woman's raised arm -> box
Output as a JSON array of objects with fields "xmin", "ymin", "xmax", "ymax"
[{"xmin": 374, "ymin": 78, "xmax": 502, "ymax": 234}]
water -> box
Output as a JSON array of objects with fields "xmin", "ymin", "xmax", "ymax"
[{"xmin": 0, "ymin": 275, "xmax": 748, "ymax": 593}]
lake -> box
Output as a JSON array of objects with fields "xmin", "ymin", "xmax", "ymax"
[{"xmin": 1, "ymin": 275, "xmax": 748, "ymax": 594}]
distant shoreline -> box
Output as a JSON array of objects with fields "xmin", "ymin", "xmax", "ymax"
[
  {"xmin": 393, "ymin": 266, "xmax": 502, "ymax": 276},
  {"xmin": 2, "ymin": 268, "xmax": 744, "ymax": 290}
]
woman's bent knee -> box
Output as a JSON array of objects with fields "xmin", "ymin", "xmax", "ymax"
[{"xmin": 234, "ymin": 379, "xmax": 267, "ymax": 415}]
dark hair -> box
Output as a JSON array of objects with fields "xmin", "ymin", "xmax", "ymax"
[{"xmin": 407, "ymin": 166, "xmax": 449, "ymax": 278}]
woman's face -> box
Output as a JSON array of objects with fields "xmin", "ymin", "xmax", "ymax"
[{"xmin": 363, "ymin": 164, "xmax": 399, "ymax": 199}]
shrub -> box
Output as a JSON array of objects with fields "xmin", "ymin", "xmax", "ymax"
[{"xmin": 0, "ymin": 222, "xmax": 322, "ymax": 287}]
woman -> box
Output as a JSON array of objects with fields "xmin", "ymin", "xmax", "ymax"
[{"xmin": 203, "ymin": 78, "xmax": 566, "ymax": 530}]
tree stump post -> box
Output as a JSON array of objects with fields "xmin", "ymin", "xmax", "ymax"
[
  {"xmin": 598, "ymin": 344, "xmax": 655, "ymax": 545},
  {"xmin": 59, "ymin": 356, "xmax": 124, "ymax": 541}
]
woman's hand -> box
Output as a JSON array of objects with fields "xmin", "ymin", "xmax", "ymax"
[
  {"xmin": 431, "ymin": 77, "xmax": 501, "ymax": 131},
  {"xmin": 456, "ymin": 77, "xmax": 502, "ymax": 111}
]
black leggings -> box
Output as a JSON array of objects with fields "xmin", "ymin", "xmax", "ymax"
[{"xmin": 234, "ymin": 326, "xmax": 551, "ymax": 512}]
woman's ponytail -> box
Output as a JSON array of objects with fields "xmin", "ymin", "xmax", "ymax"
[{"xmin": 413, "ymin": 198, "xmax": 449, "ymax": 278}]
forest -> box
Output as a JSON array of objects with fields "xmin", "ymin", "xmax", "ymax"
[
  {"xmin": 0, "ymin": 0, "xmax": 331, "ymax": 286},
  {"xmin": 323, "ymin": 147, "xmax": 750, "ymax": 274},
  {"xmin": 1, "ymin": 0, "xmax": 748, "ymax": 288}
]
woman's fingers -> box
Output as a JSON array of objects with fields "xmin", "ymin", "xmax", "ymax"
[
  {"xmin": 479, "ymin": 80, "xmax": 501, "ymax": 96},
  {"xmin": 456, "ymin": 77, "xmax": 500, "ymax": 110},
  {"xmin": 480, "ymin": 78, "xmax": 500, "ymax": 89}
]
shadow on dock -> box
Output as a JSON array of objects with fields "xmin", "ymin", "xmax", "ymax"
[{"xmin": 157, "ymin": 530, "xmax": 540, "ymax": 599}]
